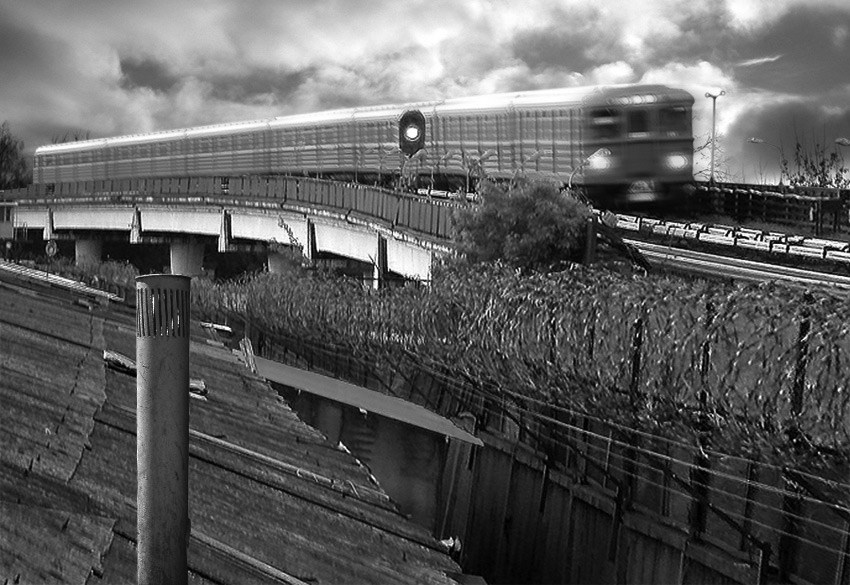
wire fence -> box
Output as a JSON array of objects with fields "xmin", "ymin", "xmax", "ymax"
[
  {"xmin": 697, "ymin": 182, "xmax": 850, "ymax": 236},
  {"xmin": 192, "ymin": 261, "xmax": 850, "ymax": 583}
]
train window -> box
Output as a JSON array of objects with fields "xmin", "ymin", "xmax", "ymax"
[
  {"xmin": 588, "ymin": 108, "xmax": 621, "ymax": 140},
  {"xmin": 627, "ymin": 110, "xmax": 650, "ymax": 138},
  {"xmin": 660, "ymin": 106, "xmax": 690, "ymax": 136}
]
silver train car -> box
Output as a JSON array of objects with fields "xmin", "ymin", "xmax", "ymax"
[{"xmin": 33, "ymin": 84, "xmax": 694, "ymax": 205}]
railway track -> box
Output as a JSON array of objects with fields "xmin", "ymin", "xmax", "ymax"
[
  {"xmin": 628, "ymin": 238, "xmax": 850, "ymax": 293},
  {"xmin": 612, "ymin": 213, "xmax": 850, "ymax": 265},
  {"xmin": 0, "ymin": 259, "xmax": 124, "ymax": 302}
]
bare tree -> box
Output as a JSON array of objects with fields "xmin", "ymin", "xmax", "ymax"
[
  {"xmin": 0, "ymin": 121, "xmax": 31, "ymax": 188},
  {"xmin": 693, "ymin": 131, "xmax": 737, "ymax": 183},
  {"xmin": 782, "ymin": 129, "xmax": 849, "ymax": 188},
  {"xmin": 52, "ymin": 129, "xmax": 91, "ymax": 144}
]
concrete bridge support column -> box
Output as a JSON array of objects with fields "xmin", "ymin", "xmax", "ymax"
[
  {"xmin": 372, "ymin": 235, "xmax": 387, "ymax": 290},
  {"xmin": 170, "ymin": 240, "xmax": 204, "ymax": 277},
  {"xmin": 75, "ymin": 238, "xmax": 102, "ymax": 267}
]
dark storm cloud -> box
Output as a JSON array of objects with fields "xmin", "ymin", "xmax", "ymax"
[
  {"xmin": 725, "ymin": 98, "xmax": 850, "ymax": 181},
  {"xmin": 0, "ymin": 7, "xmax": 98, "ymax": 151},
  {"xmin": 207, "ymin": 68, "xmax": 314, "ymax": 105},
  {"xmin": 120, "ymin": 58, "xmax": 181, "ymax": 92},
  {"xmin": 731, "ymin": 100, "xmax": 850, "ymax": 151},
  {"xmin": 511, "ymin": 7, "xmax": 622, "ymax": 73},
  {"xmin": 643, "ymin": 5, "xmax": 850, "ymax": 95},
  {"xmin": 0, "ymin": 8, "xmax": 66, "ymax": 87},
  {"xmin": 644, "ymin": 5, "xmax": 738, "ymax": 67},
  {"xmin": 731, "ymin": 6, "xmax": 850, "ymax": 93}
]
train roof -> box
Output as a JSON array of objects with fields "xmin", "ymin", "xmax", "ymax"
[{"xmin": 35, "ymin": 84, "xmax": 693, "ymax": 156}]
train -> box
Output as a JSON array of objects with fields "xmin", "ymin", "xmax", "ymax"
[{"xmin": 33, "ymin": 83, "xmax": 695, "ymax": 206}]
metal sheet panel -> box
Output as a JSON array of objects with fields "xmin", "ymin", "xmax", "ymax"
[{"xmin": 255, "ymin": 357, "xmax": 482, "ymax": 446}]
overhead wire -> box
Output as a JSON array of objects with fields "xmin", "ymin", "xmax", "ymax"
[
  {"xmin": 252, "ymin": 320, "xmax": 850, "ymax": 564},
  {"xmin": 456, "ymin": 383, "xmax": 850, "ymax": 529}
]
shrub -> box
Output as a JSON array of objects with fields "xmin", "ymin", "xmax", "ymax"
[{"xmin": 451, "ymin": 178, "xmax": 592, "ymax": 270}]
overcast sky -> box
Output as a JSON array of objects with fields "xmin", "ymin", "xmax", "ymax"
[{"xmin": 2, "ymin": 0, "xmax": 849, "ymax": 183}]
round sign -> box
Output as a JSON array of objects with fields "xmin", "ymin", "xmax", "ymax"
[{"xmin": 45, "ymin": 240, "xmax": 58, "ymax": 257}]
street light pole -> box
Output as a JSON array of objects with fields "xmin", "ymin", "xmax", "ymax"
[
  {"xmin": 568, "ymin": 147, "xmax": 611, "ymax": 191},
  {"xmin": 705, "ymin": 90, "xmax": 725, "ymax": 185},
  {"xmin": 747, "ymin": 137, "xmax": 785, "ymax": 185}
]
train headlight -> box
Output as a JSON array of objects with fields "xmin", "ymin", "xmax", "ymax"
[
  {"xmin": 664, "ymin": 153, "xmax": 690, "ymax": 170},
  {"xmin": 588, "ymin": 153, "xmax": 613, "ymax": 171}
]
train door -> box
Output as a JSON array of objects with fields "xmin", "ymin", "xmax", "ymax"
[{"xmin": 625, "ymin": 107, "xmax": 652, "ymax": 179}]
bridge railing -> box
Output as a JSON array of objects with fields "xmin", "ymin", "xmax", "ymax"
[{"xmin": 5, "ymin": 176, "xmax": 468, "ymax": 241}]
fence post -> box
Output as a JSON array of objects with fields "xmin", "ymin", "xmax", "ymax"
[
  {"xmin": 689, "ymin": 301, "xmax": 714, "ymax": 539},
  {"xmin": 776, "ymin": 293, "xmax": 812, "ymax": 580},
  {"xmin": 583, "ymin": 215, "xmax": 597, "ymax": 265},
  {"xmin": 622, "ymin": 313, "xmax": 644, "ymax": 499},
  {"xmin": 790, "ymin": 292, "xmax": 812, "ymax": 439}
]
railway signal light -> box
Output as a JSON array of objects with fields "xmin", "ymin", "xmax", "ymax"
[{"xmin": 399, "ymin": 110, "xmax": 426, "ymax": 157}]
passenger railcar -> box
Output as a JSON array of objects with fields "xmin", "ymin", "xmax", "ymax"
[{"xmin": 33, "ymin": 84, "xmax": 694, "ymax": 205}]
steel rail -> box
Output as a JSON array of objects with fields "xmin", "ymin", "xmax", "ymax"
[{"xmin": 627, "ymin": 239, "xmax": 850, "ymax": 292}]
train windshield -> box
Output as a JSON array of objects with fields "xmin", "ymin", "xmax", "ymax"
[
  {"xmin": 588, "ymin": 108, "xmax": 621, "ymax": 140},
  {"xmin": 660, "ymin": 105, "xmax": 690, "ymax": 136}
]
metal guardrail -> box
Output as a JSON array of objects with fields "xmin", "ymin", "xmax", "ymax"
[
  {"xmin": 614, "ymin": 214, "xmax": 850, "ymax": 264},
  {"xmin": 4, "ymin": 176, "xmax": 467, "ymax": 242},
  {"xmin": 627, "ymin": 239, "xmax": 850, "ymax": 293},
  {"xmin": 0, "ymin": 259, "xmax": 124, "ymax": 302}
]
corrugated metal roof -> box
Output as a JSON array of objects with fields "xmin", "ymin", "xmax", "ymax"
[{"xmin": 0, "ymin": 284, "xmax": 462, "ymax": 584}]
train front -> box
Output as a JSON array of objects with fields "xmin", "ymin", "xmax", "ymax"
[{"xmin": 580, "ymin": 85, "xmax": 695, "ymax": 207}]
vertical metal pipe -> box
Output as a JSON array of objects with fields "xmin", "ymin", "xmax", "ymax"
[{"xmin": 136, "ymin": 274, "xmax": 191, "ymax": 585}]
